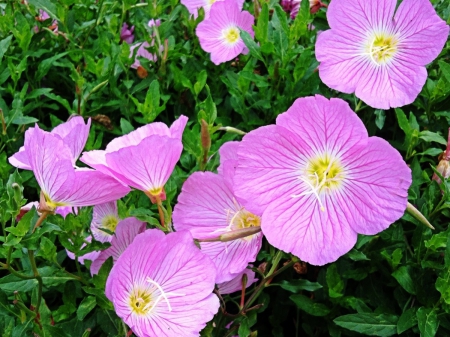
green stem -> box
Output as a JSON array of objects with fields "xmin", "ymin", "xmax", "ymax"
[
  {"xmin": 28, "ymin": 250, "xmax": 43, "ymax": 314},
  {"xmin": 14, "ymin": 300, "xmax": 37, "ymax": 318}
]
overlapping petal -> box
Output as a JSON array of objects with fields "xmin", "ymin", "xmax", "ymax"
[{"xmin": 218, "ymin": 268, "xmax": 257, "ymax": 295}]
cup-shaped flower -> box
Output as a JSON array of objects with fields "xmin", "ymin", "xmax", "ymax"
[
  {"xmin": 173, "ymin": 143, "xmax": 263, "ymax": 283},
  {"xmin": 234, "ymin": 95, "xmax": 412, "ymax": 265},
  {"xmin": 217, "ymin": 267, "xmax": 257, "ymax": 295},
  {"xmin": 81, "ymin": 116, "xmax": 188, "ymax": 203},
  {"xmin": 91, "ymin": 201, "xmax": 121, "ymax": 243},
  {"xmin": 196, "ymin": 0, "xmax": 254, "ymax": 65},
  {"xmin": 105, "ymin": 229, "xmax": 219, "ymax": 337},
  {"xmin": 9, "ymin": 116, "xmax": 91, "ymax": 170},
  {"xmin": 181, "ymin": 0, "xmax": 245, "ymax": 19},
  {"xmin": 14, "ymin": 125, "xmax": 130, "ymax": 212},
  {"xmin": 90, "ymin": 217, "xmax": 146, "ymax": 275},
  {"xmin": 316, "ymin": 0, "xmax": 449, "ymax": 109},
  {"xmin": 120, "ymin": 23, "xmax": 135, "ymax": 44}
]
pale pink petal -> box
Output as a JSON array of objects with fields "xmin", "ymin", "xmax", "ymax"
[
  {"xmin": 169, "ymin": 115, "xmax": 188, "ymax": 140},
  {"xmin": 217, "ymin": 141, "xmax": 240, "ymax": 175},
  {"xmin": 91, "ymin": 201, "xmax": 120, "ymax": 243},
  {"xmin": 218, "ymin": 268, "xmax": 257, "ymax": 295},
  {"xmin": 9, "ymin": 146, "xmax": 31, "ymax": 170},
  {"xmin": 105, "ymin": 135, "xmax": 182, "ymax": 192}
]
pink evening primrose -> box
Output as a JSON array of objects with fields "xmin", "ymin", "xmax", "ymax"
[
  {"xmin": 129, "ymin": 19, "xmax": 162, "ymax": 69},
  {"xmin": 218, "ymin": 267, "xmax": 257, "ymax": 295},
  {"xmin": 120, "ymin": 23, "xmax": 135, "ymax": 44},
  {"xmin": 90, "ymin": 217, "xmax": 146, "ymax": 275},
  {"xmin": 234, "ymin": 95, "xmax": 412, "ymax": 266},
  {"xmin": 80, "ymin": 116, "xmax": 188, "ymax": 203},
  {"xmin": 196, "ymin": 0, "xmax": 254, "ymax": 65},
  {"xmin": 181, "ymin": 0, "xmax": 245, "ymax": 19},
  {"xmin": 281, "ymin": 0, "xmax": 327, "ymax": 18},
  {"xmin": 316, "ymin": 0, "xmax": 449, "ymax": 109},
  {"xmin": 90, "ymin": 201, "xmax": 121, "ymax": 243},
  {"xmin": 173, "ymin": 142, "xmax": 263, "ymax": 283},
  {"xmin": 105, "ymin": 229, "xmax": 219, "ymax": 337}
]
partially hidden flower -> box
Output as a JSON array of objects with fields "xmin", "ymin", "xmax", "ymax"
[
  {"xmin": 181, "ymin": 0, "xmax": 245, "ymax": 19},
  {"xmin": 196, "ymin": 0, "xmax": 254, "ymax": 65},
  {"xmin": 281, "ymin": 0, "xmax": 327, "ymax": 18},
  {"xmin": 316, "ymin": 0, "xmax": 449, "ymax": 109},
  {"xmin": 120, "ymin": 23, "xmax": 135, "ymax": 44},
  {"xmin": 81, "ymin": 116, "xmax": 188, "ymax": 203},
  {"xmin": 217, "ymin": 267, "xmax": 257, "ymax": 295},
  {"xmin": 90, "ymin": 201, "xmax": 121, "ymax": 243},
  {"xmin": 173, "ymin": 142, "xmax": 263, "ymax": 283},
  {"xmin": 66, "ymin": 235, "xmax": 101, "ymax": 265},
  {"xmin": 432, "ymin": 128, "xmax": 450, "ymax": 186},
  {"xmin": 17, "ymin": 202, "xmax": 74, "ymax": 220},
  {"xmin": 105, "ymin": 229, "xmax": 219, "ymax": 337},
  {"xmin": 234, "ymin": 95, "xmax": 412, "ymax": 265},
  {"xmin": 9, "ymin": 124, "xmax": 130, "ymax": 213},
  {"xmin": 90, "ymin": 217, "xmax": 146, "ymax": 275},
  {"xmin": 35, "ymin": 10, "xmax": 58, "ymax": 32},
  {"xmin": 129, "ymin": 19, "xmax": 162, "ymax": 69}
]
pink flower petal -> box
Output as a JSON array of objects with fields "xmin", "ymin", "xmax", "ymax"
[
  {"xmin": 9, "ymin": 145, "xmax": 31, "ymax": 170},
  {"xmin": 218, "ymin": 267, "xmax": 257, "ymax": 295}
]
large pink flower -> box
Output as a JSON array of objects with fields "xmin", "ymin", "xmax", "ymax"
[
  {"xmin": 316, "ymin": 0, "xmax": 449, "ymax": 109},
  {"xmin": 196, "ymin": 0, "xmax": 254, "ymax": 65},
  {"xmin": 81, "ymin": 116, "xmax": 188, "ymax": 202},
  {"xmin": 234, "ymin": 95, "xmax": 411, "ymax": 265},
  {"xmin": 105, "ymin": 229, "xmax": 219, "ymax": 337},
  {"xmin": 9, "ymin": 125, "xmax": 130, "ymax": 212},
  {"xmin": 181, "ymin": 0, "xmax": 245, "ymax": 19},
  {"xmin": 173, "ymin": 142, "xmax": 262, "ymax": 283}
]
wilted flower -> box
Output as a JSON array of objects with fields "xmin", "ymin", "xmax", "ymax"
[
  {"xmin": 181, "ymin": 0, "xmax": 245, "ymax": 19},
  {"xmin": 81, "ymin": 116, "xmax": 188, "ymax": 203},
  {"xmin": 316, "ymin": 0, "xmax": 449, "ymax": 109},
  {"xmin": 173, "ymin": 142, "xmax": 263, "ymax": 283},
  {"xmin": 218, "ymin": 267, "xmax": 257, "ymax": 295},
  {"xmin": 120, "ymin": 23, "xmax": 135, "ymax": 44},
  {"xmin": 90, "ymin": 201, "xmax": 121, "ymax": 243},
  {"xmin": 196, "ymin": 0, "xmax": 254, "ymax": 65},
  {"xmin": 105, "ymin": 229, "xmax": 219, "ymax": 337},
  {"xmin": 234, "ymin": 95, "xmax": 412, "ymax": 265},
  {"xmin": 90, "ymin": 217, "xmax": 146, "ymax": 275}
]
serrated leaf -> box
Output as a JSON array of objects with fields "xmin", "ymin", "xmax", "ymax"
[{"xmin": 334, "ymin": 313, "xmax": 398, "ymax": 336}]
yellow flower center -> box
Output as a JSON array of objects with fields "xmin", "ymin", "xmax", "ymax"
[
  {"xmin": 101, "ymin": 215, "xmax": 119, "ymax": 233},
  {"xmin": 148, "ymin": 186, "xmax": 163, "ymax": 196},
  {"xmin": 222, "ymin": 26, "xmax": 240, "ymax": 45},
  {"xmin": 366, "ymin": 33, "xmax": 398, "ymax": 65},
  {"xmin": 129, "ymin": 287, "xmax": 153, "ymax": 316},
  {"xmin": 208, "ymin": 0, "xmax": 216, "ymax": 4},
  {"xmin": 293, "ymin": 154, "xmax": 345, "ymax": 211}
]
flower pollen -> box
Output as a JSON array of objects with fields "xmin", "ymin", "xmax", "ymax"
[
  {"xmin": 365, "ymin": 32, "xmax": 398, "ymax": 66},
  {"xmin": 222, "ymin": 26, "xmax": 240, "ymax": 45},
  {"xmin": 101, "ymin": 215, "xmax": 119, "ymax": 233}
]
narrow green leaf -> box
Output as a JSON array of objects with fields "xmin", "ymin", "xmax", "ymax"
[
  {"xmin": 397, "ymin": 308, "xmax": 417, "ymax": 334},
  {"xmin": 255, "ymin": 3, "xmax": 269, "ymax": 43},
  {"xmin": 28, "ymin": 0, "xmax": 59, "ymax": 20},
  {"xmin": 0, "ymin": 35, "xmax": 13, "ymax": 63},
  {"xmin": 76, "ymin": 296, "xmax": 96, "ymax": 321},
  {"xmin": 438, "ymin": 60, "xmax": 450, "ymax": 83},
  {"xmin": 240, "ymin": 30, "xmax": 264, "ymax": 62},
  {"xmin": 334, "ymin": 313, "xmax": 398, "ymax": 336},
  {"xmin": 326, "ymin": 264, "xmax": 344, "ymax": 298},
  {"xmin": 279, "ymin": 279, "xmax": 323, "ymax": 293},
  {"xmin": 120, "ymin": 118, "xmax": 134, "ymax": 135},
  {"xmin": 290, "ymin": 294, "xmax": 331, "ymax": 316},
  {"xmin": 419, "ymin": 130, "xmax": 447, "ymax": 145}
]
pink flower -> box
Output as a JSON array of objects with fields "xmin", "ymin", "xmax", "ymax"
[
  {"xmin": 280, "ymin": 0, "xmax": 326, "ymax": 18},
  {"xmin": 9, "ymin": 125, "xmax": 130, "ymax": 212},
  {"xmin": 35, "ymin": 10, "xmax": 58, "ymax": 32},
  {"xmin": 90, "ymin": 217, "xmax": 146, "ymax": 275},
  {"xmin": 80, "ymin": 116, "xmax": 188, "ymax": 203},
  {"xmin": 9, "ymin": 116, "xmax": 91, "ymax": 170},
  {"xmin": 105, "ymin": 229, "xmax": 219, "ymax": 337},
  {"xmin": 66, "ymin": 236, "xmax": 101, "ymax": 265},
  {"xmin": 120, "ymin": 23, "xmax": 135, "ymax": 44},
  {"xmin": 181, "ymin": 0, "xmax": 245, "ymax": 19},
  {"xmin": 173, "ymin": 142, "xmax": 262, "ymax": 283},
  {"xmin": 316, "ymin": 0, "xmax": 449, "ymax": 109},
  {"xmin": 196, "ymin": 0, "xmax": 254, "ymax": 65},
  {"xmin": 234, "ymin": 95, "xmax": 412, "ymax": 265},
  {"xmin": 218, "ymin": 267, "xmax": 257, "ymax": 295},
  {"xmin": 129, "ymin": 19, "xmax": 162, "ymax": 69},
  {"xmin": 90, "ymin": 201, "xmax": 121, "ymax": 243}
]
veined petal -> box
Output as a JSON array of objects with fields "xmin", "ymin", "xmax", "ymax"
[
  {"xmin": 169, "ymin": 115, "xmax": 188, "ymax": 140},
  {"xmin": 105, "ymin": 135, "xmax": 183, "ymax": 192},
  {"xmin": 218, "ymin": 141, "xmax": 240, "ymax": 175},
  {"xmin": 91, "ymin": 201, "xmax": 120, "ymax": 243},
  {"xmin": 218, "ymin": 267, "xmax": 257, "ymax": 295},
  {"xmin": 9, "ymin": 146, "xmax": 31, "ymax": 170},
  {"xmin": 52, "ymin": 116, "xmax": 91, "ymax": 163}
]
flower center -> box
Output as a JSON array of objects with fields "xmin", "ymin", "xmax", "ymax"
[
  {"xmin": 293, "ymin": 154, "xmax": 344, "ymax": 211},
  {"xmin": 230, "ymin": 209, "xmax": 261, "ymax": 231},
  {"xmin": 208, "ymin": 0, "xmax": 216, "ymax": 4},
  {"xmin": 101, "ymin": 215, "xmax": 119, "ymax": 233},
  {"xmin": 129, "ymin": 287, "xmax": 153, "ymax": 316},
  {"xmin": 366, "ymin": 33, "xmax": 398, "ymax": 65},
  {"xmin": 222, "ymin": 26, "xmax": 240, "ymax": 45}
]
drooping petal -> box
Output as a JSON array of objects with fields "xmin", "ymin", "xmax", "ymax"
[
  {"xmin": 105, "ymin": 135, "xmax": 183, "ymax": 192},
  {"xmin": 9, "ymin": 146, "xmax": 31, "ymax": 170},
  {"xmin": 91, "ymin": 217, "xmax": 146, "ymax": 276},
  {"xmin": 218, "ymin": 267, "xmax": 257, "ymax": 295}
]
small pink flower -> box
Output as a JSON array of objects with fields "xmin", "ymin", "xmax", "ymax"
[
  {"xmin": 35, "ymin": 10, "xmax": 58, "ymax": 32},
  {"xmin": 234, "ymin": 95, "xmax": 412, "ymax": 265},
  {"xmin": 196, "ymin": 0, "xmax": 254, "ymax": 65},
  {"xmin": 316, "ymin": 0, "xmax": 449, "ymax": 109},
  {"xmin": 90, "ymin": 201, "xmax": 121, "ymax": 243},
  {"xmin": 81, "ymin": 116, "xmax": 188, "ymax": 203},
  {"xmin": 181, "ymin": 0, "xmax": 245, "ymax": 19},
  {"xmin": 105, "ymin": 229, "xmax": 219, "ymax": 337},
  {"xmin": 120, "ymin": 23, "xmax": 135, "ymax": 44}
]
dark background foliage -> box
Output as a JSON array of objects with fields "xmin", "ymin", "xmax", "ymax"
[{"xmin": 0, "ymin": 0, "xmax": 449, "ymax": 336}]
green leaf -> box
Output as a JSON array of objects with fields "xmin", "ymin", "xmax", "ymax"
[
  {"xmin": 255, "ymin": 3, "xmax": 269, "ymax": 43},
  {"xmin": 419, "ymin": 130, "xmax": 447, "ymax": 145},
  {"xmin": 392, "ymin": 266, "xmax": 416, "ymax": 295},
  {"xmin": 6, "ymin": 206, "xmax": 35, "ymax": 237},
  {"xmin": 397, "ymin": 308, "xmax": 417, "ymax": 334},
  {"xmin": 347, "ymin": 248, "xmax": 370, "ymax": 261},
  {"xmin": 374, "ymin": 109, "xmax": 386, "ymax": 129},
  {"xmin": 36, "ymin": 52, "xmax": 69, "ymax": 81},
  {"xmin": 0, "ymin": 275, "xmax": 38, "ymax": 293},
  {"xmin": 0, "ymin": 35, "xmax": 13, "ymax": 63},
  {"xmin": 278, "ymin": 279, "xmax": 323, "ymax": 293},
  {"xmin": 120, "ymin": 118, "xmax": 134, "ymax": 135},
  {"xmin": 416, "ymin": 307, "xmax": 439, "ymax": 337},
  {"xmin": 438, "ymin": 60, "xmax": 450, "ymax": 83},
  {"xmin": 240, "ymin": 30, "xmax": 264, "ymax": 62},
  {"xmin": 290, "ymin": 294, "xmax": 331, "ymax": 316},
  {"xmin": 290, "ymin": 0, "xmax": 311, "ymax": 41},
  {"xmin": 76, "ymin": 296, "xmax": 96, "ymax": 321},
  {"xmin": 334, "ymin": 313, "xmax": 398, "ymax": 336},
  {"xmin": 194, "ymin": 70, "xmax": 207, "ymax": 96},
  {"xmin": 28, "ymin": 0, "xmax": 59, "ymax": 20},
  {"xmin": 326, "ymin": 264, "xmax": 344, "ymax": 298}
]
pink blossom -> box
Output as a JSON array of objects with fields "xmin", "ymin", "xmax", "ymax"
[
  {"xmin": 105, "ymin": 229, "xmax": 219, "ymax": 337},
  {"xmin": 9, "ymin": 125, "xmax": 130, "ymax": 212},
  {"xmin": 35, "ymin": 10, "xmax": 58, "ymax": 32},
  {"xmin": 90, "ymin": 201, "xmax": 121, "ymax": 243},
  {"xmin": 129, "ymin": 19, "xmax": 162, "ymax": 69},
  {"xmin": 80, "ymin": 116, "xmax": 188, "ymax": 203},
  {"xmin": 66, "ymin": 236, "xmax": 101, "ymax": 265},
  {"xmin": 316, "ymin": 0, "xmax": 449, "ymax": 109},
  {"xmin": 90, "ymin": 217, "xmax": 146, "ymax": 275},
  {"xmin": 218, "ymin": 267, "xmax": 257, "ymax": 295},
  {"xmin": 196, "ymin": 0, "xmax": 254, "ymax": 65},
  {"xmin": 173, "ymin": 142, "xmax": 262, "ymax": 283},
  {"xmin": 120, "ymin": 23, "xmax": 135, "ymax": 44},
  {"xmin": 234, "ymin": 95, "xmax": 412, "ymax": 265},
  {"xmin": 280, "ymin": 0, "xmax": 326, "ymax": 18},
  {"xmin": 181, "ymin": 0, "xmax": 245, "ymax": 19}
]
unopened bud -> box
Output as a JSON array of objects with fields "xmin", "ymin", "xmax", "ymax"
[
  {"xmin": 241, "ymin": 273, "xmax": 248, "ymax": 289},
  {"xmin": 258, "ymin": 262, "xmax": 267, "ymax": 274},
  {"xmin": 137, "ymin": 66, "xmax": 148, "ymax": 79},
  {"xmin": 200, "ymin": 119, "xmax": 211, "ymax": 151},
  {"xmin": 219, "ymin": 227, "xmax": 261, "ymax": 242}
]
